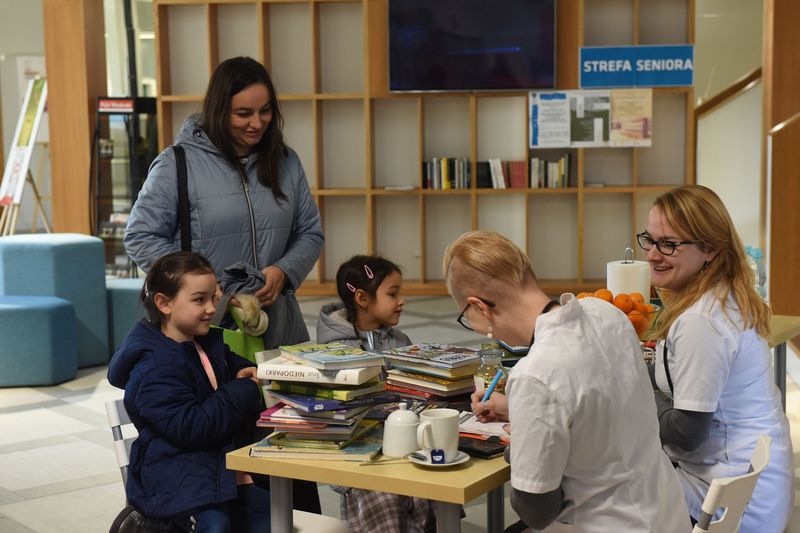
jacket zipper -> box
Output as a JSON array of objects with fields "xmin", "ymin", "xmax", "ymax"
[{"xmin": 237, "ymin": 163, "xmax": 259, "ymax": 270}]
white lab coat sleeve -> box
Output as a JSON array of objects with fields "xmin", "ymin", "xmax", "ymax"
[
  {"xmin": 668, "ymin": 311, "xmax": 738, "ymax": 413},
  {"xmin": 507, "ymin": 373, "xmax": 570, "ymax": 494}
]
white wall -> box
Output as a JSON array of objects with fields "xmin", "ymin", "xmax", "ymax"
[
  {"xmin": 695, "ymin": 0, "xmax": 762, "ymax": 106},
  {"xmin": 697, "ymin": 82, "xmax": 762, "ymax": 249}
]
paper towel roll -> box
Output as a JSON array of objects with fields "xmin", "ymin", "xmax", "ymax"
[{"xmin": 607, "ymin": 260, "xmax": 650, "ymax": 303}]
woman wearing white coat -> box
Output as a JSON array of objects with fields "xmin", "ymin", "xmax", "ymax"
[{"xmin": 642, "ymin": 185, "xmax": 793, "ymax": 532}]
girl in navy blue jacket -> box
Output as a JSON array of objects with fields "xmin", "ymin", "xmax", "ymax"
[{"xmin": 108, "ymin": 251, "xmax": 269, "ymax": 532}]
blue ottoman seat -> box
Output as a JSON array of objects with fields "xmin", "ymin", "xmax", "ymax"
[
  {"xmin": 0, "ymin": 233, "xmax": 109, "ymax": 367},
  {"xmin": 106, "ymin": 277, "xmax": 145, "ymax": 352},
  {"xmin": 0, "ymin": 296, "xmax": 78, "ymax": 387}
]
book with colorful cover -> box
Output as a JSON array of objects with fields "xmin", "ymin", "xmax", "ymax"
[
  {"xmin": 387, "ymin": 360, "xmax": 479, "ymax": 379},
  {"xmin": 386, "ymin": 369, "xmax": 474, "ymax": 391},
  {"xmin": 269, "ymin": 379, "xmax": 385, "ymax": 401},
  {"xmin": 267, "ymin": 419, "xmax": 380, "ymax": 449},
  {"xmin": 383, "ymin": 343, "xmax": 479, "ymax": 369},
  {"xmin": 258, "ymin": 404, "xmax": 366, "ymax": 426},
  {"xmin": 384, "ymin": 382, "xmax": 446, "ymax": 400},
  {"xmin": 279, "ymin": 342, "xmax": 385, "ymax": 370},
  {"xmin": 257, "ymin": 356, "xmax": 383, "ymax": 385},
  {"xmin": 266, "ymin": 389, "xmax": 397, "ymax": 413},
  {"xmin": 249, "ymin": 436, "xmax": 383, "ymax": 461},
  {"xmin": 385, "ymin": 379, "xmax": 473, "ymax": 397}
]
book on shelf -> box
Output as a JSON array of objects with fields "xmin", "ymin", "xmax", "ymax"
[
  {"xmin": 476, "ymin": 161, "xmax": 492, "ymax": 189},
  {"xmin": 383, "ymin": 343, "xmax": 480, "ymax": 369},
  {"xmin": 269, "ymin": 379, "xmax": 386, "ymax": 401},
  {"xmin": 276, "ymin": 342, "xmax": 384, "ymax": 370},
  {"xmin": 386, "ymin": 369, "xmax": 474, "ymax": 392},
  {"xmin": 266, "ymin": 389, "xmax": 396, "ymax": 413},
  {"xmin": 249, "ymin": 435, "xmax": 383, "ymax": 462},
  {"xmin": 423, "ymin": 157, "xmax": 471, "ymax": 189},
  {"xmin": 529, "ymin": 153, "xmax": 572, "ymax": 189},
  {"xmin": 387, "ymin": 359, "xmax": 479, "ymax": 379},
  {"xmin": 257, "ymin": 356, "xmax": 383, "ymax": 385}
]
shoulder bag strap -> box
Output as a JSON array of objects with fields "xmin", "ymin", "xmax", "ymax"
[
  {"xmin": 174, "ymin": 145, "xmax": 191, "ymax": 252},
  {"xmin": 662, "ymin": 343, "xmax": 674, "ymax": 394}
]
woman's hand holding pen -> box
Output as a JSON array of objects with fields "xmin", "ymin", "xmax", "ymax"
[
  {"xmin": 255, "ymin": 266, "xmax": 286, "ymax": 307},
  {"xmin": 471, "ymin": 390, "xmax": 509, "ymax": 423}
]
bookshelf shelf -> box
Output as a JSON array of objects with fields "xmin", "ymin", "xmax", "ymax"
[{"xmin": 154, "ymin": 0, "xmax": 693, "ymax": 296}]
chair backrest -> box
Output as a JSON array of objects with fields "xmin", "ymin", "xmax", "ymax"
[
  {"xmin": 692, "ymin": 435, "xmax": 772, "ymax": 533},
  {"xmin": 105, "ymin": 398, "xmax": 138, "ymax": 490}
]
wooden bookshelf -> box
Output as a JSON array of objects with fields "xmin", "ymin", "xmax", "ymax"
[{"xmin": 153, "ymin": 0, "xmax": 693, "ymax": 296}]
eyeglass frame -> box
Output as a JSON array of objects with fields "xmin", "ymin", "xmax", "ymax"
[
  {"xmin": 636, "ymin": 232, "xmax": 704, "ymax": 256},
  {"xmin": 456, "ymin": 297, "xmax": 496, "ymax": 331}
]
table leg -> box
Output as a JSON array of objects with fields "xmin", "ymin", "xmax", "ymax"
[
  {"xmin": 270, "ymin": 476, "xmax": 293, "ymax": 533},
  {"xmin": 486, "ymin": 484, "xmax": 505, "ymax": 533},
  {"xmin": 775, "ymin": 342, "xmax": 787, "ymax": 411},
  {"xmin": 436, "ymin": 501, "xmax": 462, "ymax": 533}
]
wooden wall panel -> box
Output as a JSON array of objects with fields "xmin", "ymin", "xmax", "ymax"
[{"xmin": 43, "ymin": 0, "xmax": 107, "ymax": 233}]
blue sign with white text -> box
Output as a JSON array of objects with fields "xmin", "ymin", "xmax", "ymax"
[{"xmin": 580, "ymin": 45, "xmax": 694, "ymax": 88}]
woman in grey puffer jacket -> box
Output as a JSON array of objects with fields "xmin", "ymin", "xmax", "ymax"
[{"xmin": 124, "ymin": 56, "xmax": 323, "ymax": 349}]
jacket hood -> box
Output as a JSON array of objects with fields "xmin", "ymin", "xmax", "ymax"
[
  {"xmin": 107, "ymin": 319, "xmax": 224, "ymax": 389},
  {"xmin": 174, "ymin": 113, "xmax": 259, "ymax": 166},
  {"xmin": 316, "ymin": 302, "xmax": 356, "ymax": 344}
]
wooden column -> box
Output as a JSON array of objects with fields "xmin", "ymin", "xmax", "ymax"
[{"xmin": 43, "ymin": 0, "xmax": 107, "ymax": 233}]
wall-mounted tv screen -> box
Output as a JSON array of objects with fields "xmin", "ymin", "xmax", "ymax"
[{"xmin": 389, "ymin": 0, "xmax": 556, "ymax": 92}]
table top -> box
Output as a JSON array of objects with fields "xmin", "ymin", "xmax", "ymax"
[
  {"xmin": 769, "ymin": 315, "xmax": 800, "ymax": 347},
  {"xmin": 227, "ymin": 447, "xmax": 510, "ymax": 504}
]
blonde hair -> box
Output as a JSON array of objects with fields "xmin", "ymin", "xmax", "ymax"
[
  {"xmin": 442, "ymin": 231, "xmax": 536, "ymax": 301},
  {"xmin": 648, "ymin": 185, "xmax": 770, "ymax": 339}
]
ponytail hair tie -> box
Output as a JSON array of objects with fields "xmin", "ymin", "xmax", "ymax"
[
  {"xmin": 346, "ymin": 282, "xmax": 357, "ymax": 293},
  {"xmin": 364, "ymin": 265, "xmax": 374, "ymax": 279}
]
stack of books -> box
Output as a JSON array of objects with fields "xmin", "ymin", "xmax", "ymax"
[
  {"xmin": 254, "ymin": 342, "xmax": 392, "ymax": 459},
  {"xmin": 382, "ymin": 343, "xmax": 480, "ymax": 400}
]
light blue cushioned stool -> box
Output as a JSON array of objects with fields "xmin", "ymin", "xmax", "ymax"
[
  {"xmin": 106, "ymin": 277, "xmax": 145, "ymax": 352},
  {"xmin": 0, "ymin": 233, "xmax": 109, "ymax": 367},
  {"xmin": 0, "ymin": 296, "xmax": 78, "ymax": 386}
]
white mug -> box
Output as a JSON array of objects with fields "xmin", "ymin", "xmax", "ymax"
[{"xmin": 416, "ymin": 408, "xmax": 459, "ymax": 464}]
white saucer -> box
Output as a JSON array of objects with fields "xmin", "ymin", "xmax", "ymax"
[{"xmin": 409, "ymin": 450, "xmax": 470, "ymax": 468}]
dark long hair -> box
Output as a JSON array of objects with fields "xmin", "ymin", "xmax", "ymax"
[
  {"xmin": 336, "ymin": 255, "xmax": 402, "ymax": 334},
  {"xmin": 202, "ymin": 56, "xmax": 287, "ymax": 201},
  {"xmin": 141, "ymin": 251, "xmax": 216, "ymax": 325}
]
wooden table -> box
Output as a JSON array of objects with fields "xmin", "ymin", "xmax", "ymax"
[
  {"xmin": 769, "ymin": 314, "xmax": 800, "ymax": 410},
  {"xmin": 227, "ymin": 447, "xmax": 510, "ymax": 533}
]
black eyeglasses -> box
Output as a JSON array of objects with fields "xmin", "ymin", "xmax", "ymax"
[
  {"xmin": 636, "ymin": 232, "xmax": 704, "ymax": 256},
  {"xmin": 456, "ymin": 298, "xmax": 496, "ymax": 331}
]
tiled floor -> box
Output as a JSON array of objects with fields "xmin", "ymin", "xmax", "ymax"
[{"xmin": 0, "ymin": 296, "xmax": 798, "ymax": 532}]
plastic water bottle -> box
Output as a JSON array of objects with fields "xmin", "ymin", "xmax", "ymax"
[{"xmin": 745, "ymin": 246, "xmax": 767, "ymax": 299}]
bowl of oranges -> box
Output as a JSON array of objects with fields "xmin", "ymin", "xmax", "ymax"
[{"xmin": 576, "ymin": 289, "xmax": 659, "ymax": 338}]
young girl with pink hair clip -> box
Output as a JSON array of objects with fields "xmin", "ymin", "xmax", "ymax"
[{"xmin": 316, "ymin": 254, "xmax": 437, "ymax": 533}]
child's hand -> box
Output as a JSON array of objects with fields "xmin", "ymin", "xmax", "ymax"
[
  {"xmin": 236, "ymin": 367, "xmax": 259, "ymax": 385},
  {"xmin": 256, "ymin": 266, "xmax": 286, "ymax": 307}
]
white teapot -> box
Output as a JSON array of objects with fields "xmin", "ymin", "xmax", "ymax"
[{"xmin": 382, "ymin": 402, "xmax": 420, "ymax": 458}]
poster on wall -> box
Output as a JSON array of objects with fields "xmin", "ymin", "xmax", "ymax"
[
  {"xmin": 609, "ymin": 89, "xmax": 652, "ymax": 147},
  {"xmin": 530, "ymin": 88, "xmax": 652, "ymax": 148},
  {"xmin": 0, "ymin": 78, "xmax": 47, "ymax": 206}
]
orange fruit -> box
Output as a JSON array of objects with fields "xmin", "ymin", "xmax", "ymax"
[
  {"xmin": 630, "ymin": 292, "xmax": 645, "ymax": 304},
  {"xmin": 594, "ymin": 288, "xmax": 613, "ymax": 303},
  {"xmin": 628, "ymin": 310, "xmax": 648, "ymax": 337},
  {"xmin": 631, "ymin": 299, "xmax": 647, "ymax": 313},
  {"xmin": 612, "ymin": 293, "xmax": 634, "ymax": 314},
  {"xmin": 644, "ymin": 303, "xmax": 656, "ymax": 314},
  {"xmin": 576, "ymin": 292, "xmax": 591, "ymax": 299}
]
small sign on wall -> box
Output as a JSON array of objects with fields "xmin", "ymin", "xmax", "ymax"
[{"xmin": 580, "ymin": 45, "xmax": 694, "ymax": 88}]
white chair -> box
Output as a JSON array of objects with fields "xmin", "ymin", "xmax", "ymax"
[
  {"xmin": 105, "ymin": 399, "xmax": 348, "ymax": 533},
  {"xmin": 692, "ymin": 435, "xmax": 772, "ymax": 533}
]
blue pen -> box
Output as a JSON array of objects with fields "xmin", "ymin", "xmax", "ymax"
[{"xmin": 481, "ymin": 369, "xmax": 504, "ymax": 403}]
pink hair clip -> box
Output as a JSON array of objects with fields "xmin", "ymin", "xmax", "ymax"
[
  {"xmin": 364, "ymin": 265, "xmax": 374, "ymax": 279},
  {"xmin": 346, "ymin": 282, "xmax": 357, "ymax": 293}
]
